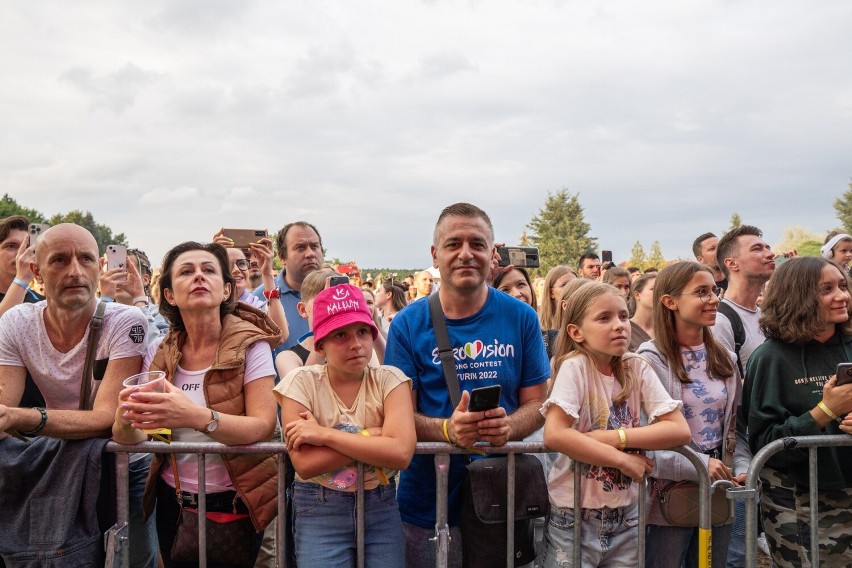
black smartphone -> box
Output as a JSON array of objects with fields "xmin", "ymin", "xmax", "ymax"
[
  {"xmin": 836, "ymin": 363, "xmax": 852, "ymax": 386},
  {"xmin": 468, "ymin": 385, "xmax": 501, "ymax": 412},
  {"xmin": 329, "ymin": 275, "xmax": 350, "ymax": 287},
  {"xmin": 601, "ymin": 250, "xmax": 613, "ymax": 264},
  {"xmin": 496, "ymin": 246, "xmax": 540, "ymax": 268}
]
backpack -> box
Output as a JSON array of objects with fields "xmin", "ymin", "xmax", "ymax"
[{"xmin": 716, "ymin": 301, "xmax": 745, "ymax": 377}]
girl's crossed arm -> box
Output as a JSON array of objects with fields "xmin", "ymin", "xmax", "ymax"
[{"xmin": 283, "ymin": 383, "xmax": 415, "ymax": 479}]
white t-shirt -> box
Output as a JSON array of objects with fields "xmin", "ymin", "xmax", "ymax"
[
  {"xmin": 540, "ymin": 353, "xmax": 680, "ymax": 510},
  {"xmin": 143, "ymin": 337, "xmax": 275, "ymax": 494},
  {"xmin": 0, "ymin": 301, "xmax": 147, "ymax": 409}
]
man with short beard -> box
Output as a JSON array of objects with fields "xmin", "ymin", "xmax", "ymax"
[
  {"xmin": 253, "ymin": 221, "xmax": 324, "ymax": 351},
  {"xmin": 0, "ymin": 223, "xmax": 154, "ymax": 566}
]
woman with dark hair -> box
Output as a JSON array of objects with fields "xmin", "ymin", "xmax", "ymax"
[
  {"xmin": 375, "ymin": 278, "xmax": 408, "ymax": 329},
  {"xmin": 493, "ymin": 266, "xmax": 537, "ymax": 311},
  {"xmin": 112, "ymin": 242, "xmax": 282, "ymax": 568},
  {"xmin": 637, "ymin": 261, "xmax": 739, "ymax": 568},
  {"xmin": 628, "ymin": 274, "xmax": 656, "ymax": 352},
  {"xmin": 743, "ymin": 256, "xmax": 852, "ymax": 567}
]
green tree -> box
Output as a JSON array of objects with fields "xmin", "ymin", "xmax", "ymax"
[
  {"xmin": 526, "ymin": 189, "xmax": 596, "ymax": 274},
  {"xmin": 0, "ymin": 194, "xmax": 47, "ymax": 223},
  {"xmin": 775, "ymin": 225, "xmax": 822, "ymax": 254},
  {"xmin": 833, "ymin": 178, "xmax": 852, "ymax": 233},
  {"xmin": 629, "ymin": 240, "xmax": 647, "ymax": 270},
  {"xmin": 647, "ymin": 241, "xmax": 665, "ymax": 269},
  {"xmin": 729, "ymin": 212, "xmax": 742, "ymax": 232},
  {"xmin": 48, "ymin": 210, "xmax": 127, "ymax": 254},
  {"xmin": 797, "ymin": 240, "xmax": 822, "ymax": 257}
]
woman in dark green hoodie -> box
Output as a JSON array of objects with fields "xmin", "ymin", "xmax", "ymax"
[{"xmin": 743, "ymin": 256, "xmax": 852, "ymax": 567}]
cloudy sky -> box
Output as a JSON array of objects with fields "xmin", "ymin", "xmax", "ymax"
[{"xmin": 2, "ymin": 1, "xmax": 851, "ymax": 270}]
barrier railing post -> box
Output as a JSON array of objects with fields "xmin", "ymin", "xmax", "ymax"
[
  {"xmin": 572, "ymin": 461, "xmax": 582, "ymax": 567},
  {"xmin": 277, "ymin": 452, "xmax": 287, "ymax": 568},
  {"xmin": 356, "ymin": 462, "xmax": 366, "ymax": 568},
  {"xmin": 434, "ymin": 452, "xmax": 451, "ymax": 568},
  {"xmin": 104, "ymin": 450, "xmax": 130, "ymax": 568},
  {"xmin": 197, "ymin": 452, "xmax": 208, "ymax": 568},
  {"xmin": 808, "ymin": 447, "xmax": 819, "ymax": 566},
  {"xmin": 506, "ymin": 453, "xmax": 516, "ymax": 567},
  {"xmin": 670, "ymin": 447, "xmax": 713, "ymax": 568},
  {"xmin": 637, "ymin": 477, "xmax": 646, "ymax": 568}
]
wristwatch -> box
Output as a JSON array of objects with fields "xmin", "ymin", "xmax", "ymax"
[{"xmin": 200, "ymin": 409, "xmax": 220, "ymax": 433}]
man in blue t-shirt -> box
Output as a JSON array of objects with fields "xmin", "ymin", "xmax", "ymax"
[{"xmin": 385, "ymin": 202, "xmax": 550, "ymax": 568}]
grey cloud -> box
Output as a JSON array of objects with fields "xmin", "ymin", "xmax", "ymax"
[
  {"xmin": 417, "ymin": 50, "xmax": 478, "ymax": 80},
  {"xmin": 60, "ymin": 62, "xmax": 159, "ymax": 113},
  {"xmin": 146, "ymin": 0, "xmax": 255, "ymax": 36},
  {"xmin": 283, "ymin": 42, "xmax": 386, "ymax": 100}
]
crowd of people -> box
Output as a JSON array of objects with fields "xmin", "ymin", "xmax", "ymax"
[{"xmin": 0, "ymin": 206, "xmax": 851, "ymax": 568}]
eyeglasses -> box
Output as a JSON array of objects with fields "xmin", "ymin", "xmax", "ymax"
[
  {"xmin": 680, "ymin": 286, "xmax": 722, "ymax": 303},
  {"xmin": 233, "ymin": 259, "xmax": 249, "ymax": 271}
]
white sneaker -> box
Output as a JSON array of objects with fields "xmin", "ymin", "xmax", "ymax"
[{"xmin": 757, "ymin": 532, "xmax": 771, "ymax": 556}]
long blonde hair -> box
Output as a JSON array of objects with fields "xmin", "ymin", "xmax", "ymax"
[
  {"xmin": 552, "ymin": 282, "xmax": 636, "ymax": 405},
  {"xmin": 539, "ymin": 265, "xmax": 575, "ymax": 329}
]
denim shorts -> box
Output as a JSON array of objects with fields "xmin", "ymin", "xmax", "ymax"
[
  {"xmin": 292, "ymin": 481, "xmax": 404, "ymax": 568},
  {"xmin": 542, "ymin": 504, "xmax": 639, "ymax": 568}
]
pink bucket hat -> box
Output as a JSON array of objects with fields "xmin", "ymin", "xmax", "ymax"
[{"xmin": 312, "ymin": 284, "xmax": 379, "ymax": 344}]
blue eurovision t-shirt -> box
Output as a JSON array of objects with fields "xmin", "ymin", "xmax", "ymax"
[{"xmin": 385, "ymin": 287, "xmax": 550, "ymax": 528}]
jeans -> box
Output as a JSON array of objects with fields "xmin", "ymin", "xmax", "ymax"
[
  {"xmin": 129, "ymin": 454, "xmax": 158, "ymax": 568},
  {"xmin": 542, "ymin": 504, "xmax": 639, "ymax": 568},
  {"xmin": 726, "ymin": 499, "xmax": 746, "ymax": 567},
  {"xmin": 645, "ymin": 523, "xmax": 733, "ymax": 568},
  {"xmin": 292, "ymin": 481, "xmax": 404, "ymax": 568}
]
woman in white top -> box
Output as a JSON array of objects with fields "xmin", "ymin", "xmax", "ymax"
[{"xmin": 112, "ymin": 241, "xmax": 282, "ymax": 568}]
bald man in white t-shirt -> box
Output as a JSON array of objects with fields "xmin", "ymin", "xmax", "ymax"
[{"xmin": 0, "ymin": 224, "xmax": 156, "ymax": 566}]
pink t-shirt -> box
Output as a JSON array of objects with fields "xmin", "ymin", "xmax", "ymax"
[
  {"xmin": 143, "ymin": 337, "xmax": 275, "ymax": 494},
  {"xmin": 541, "ymin": 353, "xmax": 680, "ymax": 510}
]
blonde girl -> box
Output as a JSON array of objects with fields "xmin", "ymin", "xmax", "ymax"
[
  {"xmin": 541, "ymin": 282, "xmax": 690, "ymax": 568},
  {"xmin": 539, "ymin": 265, "xmax": 578, "ymax": 330}
]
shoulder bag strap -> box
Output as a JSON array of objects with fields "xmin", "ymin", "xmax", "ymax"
[
  {"xmin": 79, "ymin": 301, "xmax": 107, "ymax": 411},
  {"xmin": 428, "ymin": 293, "xmax": 462, "ymax": 408}
]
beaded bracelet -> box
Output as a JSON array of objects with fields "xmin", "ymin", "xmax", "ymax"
[{"xmin": 20, "ymin": 407, "xmax": 48, "ymax": 436}]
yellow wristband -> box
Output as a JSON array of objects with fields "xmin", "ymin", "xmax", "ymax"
[
  {"xmin": 360, "ymin": 429, "xmax": 371, "ymax": 436},
  {"xmin": 442, "ymin": 419, "xmax": 452, "ymax": 444},
  {"xmin": 817, "ymin": 401, "xmax": 839, "ymax": 421},
  {"xmin": 616, "ymin": 427, "xmax": 628, "ymax": 451}
]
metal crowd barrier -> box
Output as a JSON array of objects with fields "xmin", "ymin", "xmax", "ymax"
[
  {"xmin": 738, "ymin": 434, "xmax": 852, "ymax": 568},
  {"xmin": 104, "ymin": 441, "xmax": 721, "ymax": 568}
]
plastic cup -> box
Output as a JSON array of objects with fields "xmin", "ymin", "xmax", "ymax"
[{"xmin": 122, "ymin": 371, "xmax": 166, "ymax": 392}]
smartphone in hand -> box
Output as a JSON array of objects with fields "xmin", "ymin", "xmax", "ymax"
[
  {"xmin": 29, "ymin": 223, "xmax": 51, "ymax": 245},
  {"xmin": 468, "ymin": 385, "xmax": 501, "ymax": 412},
  {"xmin": 106, "ymin": 244, "xmax": 127, "ymax": 272},
  {"xmin": 836, "ymin": 363, "xmax": 852, "ymax": 387}
]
